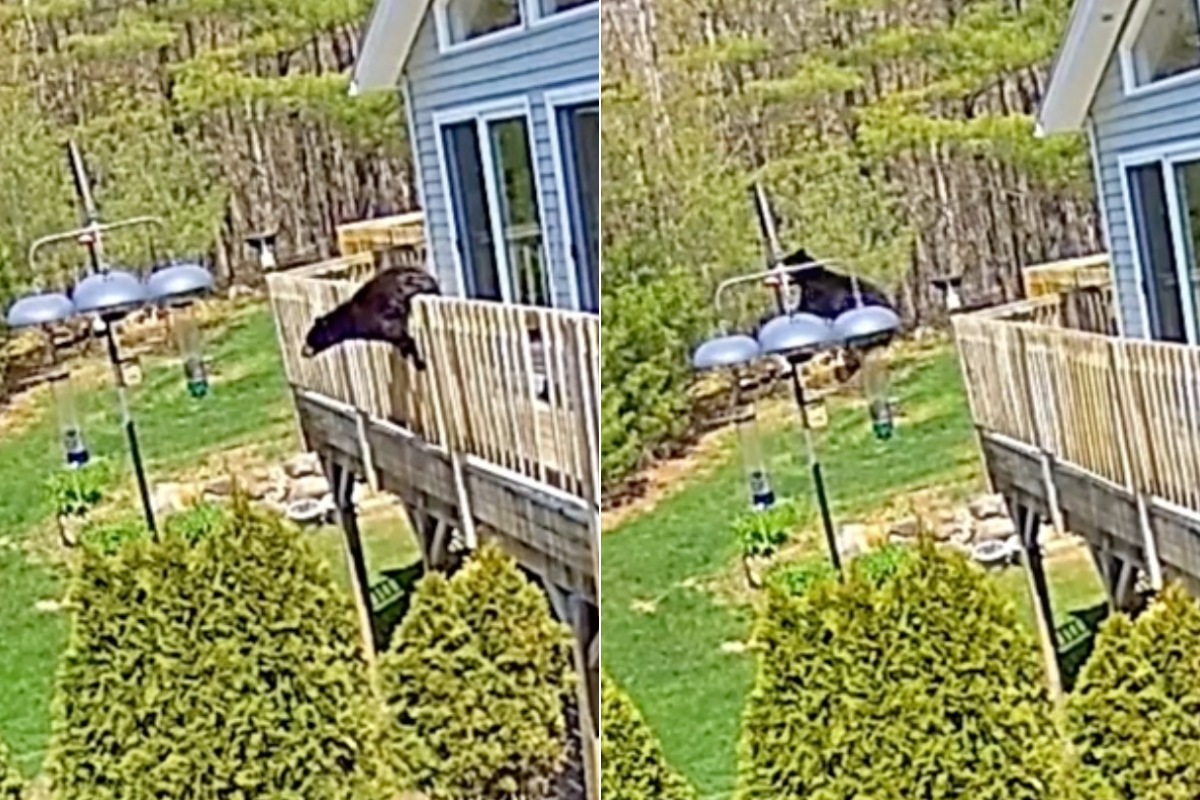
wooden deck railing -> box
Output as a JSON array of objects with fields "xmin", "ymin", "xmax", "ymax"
[
  {"xmin": 1022, "ymin": 253, "xmax": 1111, "ymax": 298},
  {"xmin": 953, "ymin": 260, "xmax": 1200, "ymax": 517},
  {"xmin": 265, "ymin": 257, "xmax": 600, "ymax": 504}
]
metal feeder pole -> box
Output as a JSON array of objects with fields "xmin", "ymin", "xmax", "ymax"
[
  {"xmin": 749, "ymin": 181, "xmax": 843, "ymax": 578},
  {"xmin": 66, "ymin": 141, "xmax": 158, "ymax": 538}
]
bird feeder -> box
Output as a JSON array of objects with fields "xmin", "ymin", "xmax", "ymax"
[
  {"xmin": 171, "ymin": 303, "xmax": 208, "ymax": 398},
  {"xmin": 833, "ymin": 301, "xmax": 902, "ymax": 442},
  {"xmin": 739, "ymin": 408, "xmax": 775, "ymax": 511},
  {"xmin": 691, "ymin": 334, "xmax": 776, "ymax": 511},
  {"xmin": 246, "ymin": 231, "xmax": 279, "ymax": 272},
  {"xmin": 49, "ymin": 370, "xmax": 89, "ymax": 468},
  {"xmin": 147, "ymin": 262, "xmax": 216, "ymax": 399},
  {"xmin": 860, "ymin": 348, "xmax": 894, "ymax": 440},
  {"xmin": 931, "ymin": 273, "xmax": 966, "ymax": 313}
]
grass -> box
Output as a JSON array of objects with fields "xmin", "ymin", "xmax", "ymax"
[
  {"xmin": 0, "ymin": 305, "xmax": 318, "ymax": 774},
  {"xmin": 601, "ymin": 344, "xmax": 1106, "ymax": 799}
]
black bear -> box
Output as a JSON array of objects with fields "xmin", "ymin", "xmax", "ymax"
[{"xmin": 302, "ymin": 266, "xmax": 441, "ymax": 371}]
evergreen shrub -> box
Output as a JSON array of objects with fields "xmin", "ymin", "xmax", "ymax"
[
  {"xmin": 600, "ymin": 670, "xmax": 696, "ymax": 800},
  {"xmin": 0, "ymin": 739, "xmax": 23, "ymax": 800},
  {"xmin": 739, "ymin": 543, "xmax": 1060, "ymax": 799},
  {"xmin": 380, "ymin": 542, "xmax": 576, "ymax": 800},
  {"xmin": 48, "ymin": 498, "xmax": 386, "ymax": 800},
  {"xmin": 1067, "ymin": 583, "xmax": 1200, "ymax": 799}
]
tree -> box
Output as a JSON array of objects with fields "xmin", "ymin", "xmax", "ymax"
[
  {"xmin": 48, "ymin": 498, "xmax": 388, "ymax": 800},
  {"xmin": 601, "ymin": 671, "xmax": 696, "ymax": 800},
  {"xmin": 379, "ymin": 542, "xmax": 576, "ymax": 800},
  {"xmin": 0, "ymin": 739, "xmax": 24, "ymax": 800},
  {"xmin": 738, "ymin": 543, "xmax": 1060, "ymax": 799},
  {"xmin": 1067, "ymin": 583, "xmax": 1200, "ymax": 799}
]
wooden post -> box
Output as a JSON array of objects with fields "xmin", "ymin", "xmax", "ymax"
[
  {"xmin": 324, "ymin": 456, "xmax": 377, "ymax": 664},
  {"xmin": 573, "ymin": 597, "xmax": 600, "ymax": 800},
  {"xmin": 545, "ymin": 584, "xmax": 599, "ymax": 800},
  {"xmin": 1009, "ymin": 498, "xmax": 1063, "ymax": 704}
]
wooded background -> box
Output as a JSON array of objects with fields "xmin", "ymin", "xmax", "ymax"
[
  {"xmin": 600, "ymin": 0, "xmax": 1106, "ymax": 486},
  {"xmin": 0, "ymin": 0, "xmax": 410, "ymax": 300}
]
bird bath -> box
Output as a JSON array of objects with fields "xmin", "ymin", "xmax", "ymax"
[
  {"xmin": 972, "ymin": 538, "xmax": 1018, "ymax": 569},
  {"xmin": 287, "ymin": 497, "xmax": 334, "ymax": 526}
]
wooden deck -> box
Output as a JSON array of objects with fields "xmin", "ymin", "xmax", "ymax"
[
  {"xmin": 953, "ymin": 256, "xmax": 1200, "ymax": 693},
  {"xmin": 265, "ymin": 252, "xmax": 599, "ymax": 799}
]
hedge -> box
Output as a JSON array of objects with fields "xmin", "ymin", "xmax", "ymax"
[
  {"xmin": 0, "ymin": 739, "xmax": 22, "ymax": 800},
  {"xmin": 380, "ymin": 542, "xmax": 576, "ymax": 800},
  {"xmin": 738, "ymin": 543, "xmax": 1060, "ymax": 799},
  {"xmin": 48, "ymin": 498, "xmax": 388, "ymax": 800},
  {"xmin": 601, "ymin": 671, "xmax": 696, "ymax": 800},
  {"xmin": 1067, "ymin": 583, "xmax": 1200, "ymax": 799}
]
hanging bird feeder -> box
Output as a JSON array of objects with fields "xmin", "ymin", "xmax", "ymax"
[
  {"xmin": 833, "ymin": 292, "xmax": 903, "ymax": 442},
  {"xmin": 691, "ymin": 334, "xmax": 777, "ymax": 511},
  {"xmin": 735, "ymin": 403, "xmax": 775, "ymax": 510},
  {"xmin": 170, "ymin": 302, "xmax": 208, "ymax": 398},
  {"xmin": 4, "ymin": 292, "xmax": 90, "ymax": 467},
  {"xmin": 147, "ymin": 262, "xmax": 215, "ymax": 398},
  {"xmin": 49, "ymin": 369, "xmax": 90, "ymax": 468}
]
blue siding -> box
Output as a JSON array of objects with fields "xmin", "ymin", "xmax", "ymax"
[
  {"xmin": 402, "ymin": 6, "xmax": 599, "ymax": 310},
  {"xmin": 1090, "ymin": 55, "xmax": 1200, "ymax": 338}
]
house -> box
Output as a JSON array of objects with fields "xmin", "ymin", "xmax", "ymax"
[
  {"xmin": 937, "ymin": 0, "xmax": 1200, "ymax": 696},
  {"xmin": 350, "ymin": 0, "xmax": 599, "ymax": 313},
  {"xmin": 1038, "ymin": 0, "xmax": 1200, "ymax": 342}
]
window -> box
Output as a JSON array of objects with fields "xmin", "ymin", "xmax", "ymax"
[
  {"xmin": 443, "ymin": 0, "xmax": 522, "ymax": 45},
  {"xmin": 1123, "ymin": 147, "xmax": 1200, "ymax": 344},
  {"xmin": 439, "ymin": 106, "xmax": 551, "ymax": 308},
  {"xmin": 538, "ymin": 0, "xmax": 594, "ymax": 17},
  {"xmin": 1126, "ymin": 0, "xmax": 1200, "ymax": 88}
]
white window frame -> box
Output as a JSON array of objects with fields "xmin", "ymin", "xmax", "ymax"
[
  {"xmin": 1117, "ymin": 138, "xmax": 1200, "ymax": 343},
  {"xmin": 434, "ymin": 0, "xmax": 527, "ymax": 54},
  {"xmin": 544, "ymin": 82, "xmax": 600, "ymax": 312},
  {"xmin": 529, "ymin": 0, "xmax": 598, "ymax": 28},
  {"xmin": 1119, "ymin": 0, "xmax": 1200, "ymax": 96},
  {"xmin": 433, "ymin": 0, "xmax": 597, "ymax": 52},
  {"xmin": 433, "ymin": 96, "xmax": 555, "ymax": 307}
]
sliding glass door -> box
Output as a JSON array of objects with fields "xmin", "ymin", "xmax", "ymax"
[
  {"xmin": 443, "ymin": 120, "xmax": 502, "ymax": 301},
  {"xmin": 556, "ymin": 101, "xmax": 599, "ymax": 313},
  {"xmin": 441, "ymin": 108, "xmax": 550, "ymax": 306},
  {"xmin": 1126, "ymin": 150, "xmax": 1200, "ymax": 343}
]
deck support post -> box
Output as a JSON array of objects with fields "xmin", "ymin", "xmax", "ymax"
[
  {"xmin": 407, "ymin": 498, "xmax": 454, "ymax": 571},
  {"xmin": 355, "ymin": 409, "xmax": 380, "ymax": 492},
  {"xmin": 1136, "ymin": 494, "xmax": 1164, "ymax": 592},
  {"xmin": 572, "ymin": 596, "xmax": 600, "ymax": 800},
  {"xmin": 323, "ymin": 456, "xmax": 378, "ymax": 665},
  {"xmin": 1090, "ymin": 539, "xmax": 1117, "ymax": 609},
  {"xmin": 1008, "ymin": 498, "xmax": 1063, "ymax": 704},
  {"xmin": 545, "ymin": 584, "xmax": 600, "ymax": 800},
  {"xmin": 1113, "ymin": 558, "xmax": 1139, "ymax": 611}
]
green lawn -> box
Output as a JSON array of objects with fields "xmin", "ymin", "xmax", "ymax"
[
  {"xmin": 0, "ymin": 304, "xmax": 419, "ymax": 776},
  {"xmin": 601, "ymin": 345, "xmax": 1106, "ymax": 799}
]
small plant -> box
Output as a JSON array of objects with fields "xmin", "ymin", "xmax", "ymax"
[
  {"xmin": 46, "ymin": 461, "xmax": 107, "ymax": 520},
  {"xmin": 46, "ymin": 461, "xmax": 110, "ymax": 548},
  {"xmin": 768, "ymin": 558, "xmax": 837, "ymax": 596},
  {"xmin": 79, "ymin": 517, "xmax": 147, "ymax": 556},
  {"xmin": 853, "ymin": 543, "xmax": 912, "ymax": 586},
  {"xmin": 164, "ymin": 501, "xmax": 227, "ymax": 545},
  {"xmin": 732, "ymin": 502, "xmax": 798, "ymax": 588}
]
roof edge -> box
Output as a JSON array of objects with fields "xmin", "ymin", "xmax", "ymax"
[
  {"xmin": 1036, "ymin": 0, "xmax": 1135, "ymax": 135},
  {"xmin": 350, "ymin": 0, "xmax": 429, "ymax": 95}
]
